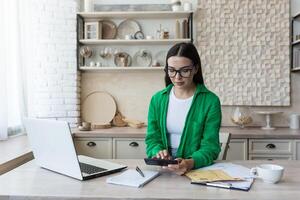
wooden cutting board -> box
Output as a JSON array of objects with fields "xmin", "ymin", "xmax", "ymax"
[{"xmin": 82, "ymin": 91, "xmax": 117, "ymax": 125}]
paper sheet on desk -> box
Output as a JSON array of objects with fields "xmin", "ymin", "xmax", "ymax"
[
  {"xmin": 106, "ymin": 169, "xmax": 160, "ymax": 188},
  {"xmin": 187, "ymin": 163, "xmax": 254, "ymax": 191},
  {"xmin": 185, "ymin": 169, "xmax": 243, "ymax": 183},
  {"xmin": 199, "ymin": 163, "xmax": 253, "ymax": 179}
]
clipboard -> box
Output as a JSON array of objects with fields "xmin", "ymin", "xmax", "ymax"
[{"xmin": 186, "ymin": 163, "xmax": 255, "ymax": 192}]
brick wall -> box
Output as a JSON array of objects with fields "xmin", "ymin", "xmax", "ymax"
[{"xmin": 28, "ymin": 0, "xmax": 80, "ymax": 127}]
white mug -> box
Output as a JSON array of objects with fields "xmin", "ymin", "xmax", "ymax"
[
  {"xmin": 250, "ymin": 164, "xmax": 284, "ymax": 184},
  {"xmin": 84, "ymin": 0, "xmax": 93, "ymax": 12},
  {"xmin": 172, "ymin": 5, "xmax": 181, "ymax": 11},
  {"xmin": 183, "ymin": 2, "xmax": 192, "ymax": 11},
  {"xmin": 146, "ymin": 35, "xmax": 154, "ymax": 40},
  {"xmin": 289, "ymin": 113, "xmax": 300, "ymax": 129},
  {"xmin": 125, "ymin": 35, "xmax": 132, "ymax": 40},
  {"xmin": 89, "ymin": 61, "xmax": 95, "ymax": 67}
]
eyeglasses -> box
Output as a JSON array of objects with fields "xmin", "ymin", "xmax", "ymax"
[{"xmin": 165, "ymin": 66, "xmax": 194, "ymax": 78}]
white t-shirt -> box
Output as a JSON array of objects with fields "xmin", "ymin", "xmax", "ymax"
[{"xmin": 166, "ymin": 87, "xmax": 193, "ymax": 157}]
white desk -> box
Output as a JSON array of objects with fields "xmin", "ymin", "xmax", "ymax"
[{"xmin": 0, "ymin": 160, "xmax": 300, "ymax": 200}]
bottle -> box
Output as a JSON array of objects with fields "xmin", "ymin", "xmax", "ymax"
[
  {"xmin": 84, "ymin": 0, "xmax": 93, "ymax": 12},
  {"xmin": 161, "ymin": 29, "xmax": 169, "ymax": 39},
  {"xmin": 183, "ymin": 2, "xmax": 192, "ymax": 11},
  {"xmin": 171, "ymin": 0, "xmax": 181, "ymax": 11},
  {"xmin": 182, "ymin": 19, "xmax": 188, "ymax": 38},
  {"xmin": 289, "ymin": 114, "xmax": 300, "ymax": 129},
  {"xmin": 175, "ymin": 20, "xmax": 180, "ymax": 39}
]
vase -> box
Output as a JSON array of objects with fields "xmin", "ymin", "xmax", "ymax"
[
  {"xmin": 231, "ymin": 107, "xmax": 253, "ymax": 128},
  {"xmin": 84, "ymin": 0, "xmax": 93, "ymax": 12}
]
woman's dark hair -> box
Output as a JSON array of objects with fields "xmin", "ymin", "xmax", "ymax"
[{"xmin": 164, "ymin": 42, "xmax": 204, "ymax": 86}]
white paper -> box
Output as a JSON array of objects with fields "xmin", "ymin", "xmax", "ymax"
[
  {"xmin": 200, "ymin": 163, "xmax": 253, "ymax": 178},
  {"xmin": 199, "ymin": 163, "xmax": 254, "ymax": 190},
  {"xmin": 106, "ymin": 169, "xmax": 160, "ymax": 188}
]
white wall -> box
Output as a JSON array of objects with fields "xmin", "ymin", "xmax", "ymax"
[{"xmin": 27, "ymin": 0, "xmax": 80, "ymax": 127}]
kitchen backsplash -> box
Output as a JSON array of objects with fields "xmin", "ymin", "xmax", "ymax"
[{"xmin": 81, "ymin": 72, "xmax": 300, "ymax": 127}]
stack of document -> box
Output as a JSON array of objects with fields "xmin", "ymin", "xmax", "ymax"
[
  {"xmin": 106, "ymin": 169, "xmax": 160, "ymax": 188},
  {"xmin": 185, "ymin": 163, "xmax": 254, "ymax": 191}
]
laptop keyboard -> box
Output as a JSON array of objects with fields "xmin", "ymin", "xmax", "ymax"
[{"xmin": 79, "ymin": 162, "xmax": 107, "ymax": 174}]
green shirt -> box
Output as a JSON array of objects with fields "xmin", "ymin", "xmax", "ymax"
[{"xmin": 145, "ymin": 83, "xmax": 221, "ymax": 169}]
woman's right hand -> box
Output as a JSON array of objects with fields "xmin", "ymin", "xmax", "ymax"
[{"xmin": 155, "ymin": 149, "xmax": 172, "ymax": 160}]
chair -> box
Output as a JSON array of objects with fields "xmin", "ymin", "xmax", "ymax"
[{"xmin": 217, "ymin": 132, "xmax": 231, "ymax": 160}]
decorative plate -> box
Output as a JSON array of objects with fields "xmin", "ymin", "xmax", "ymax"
[
  {"xmin": 134, "ymin": 31, "xmax": 145, "ymax": 40},
  {"xmin": 79, "ymin": 46, "xmax": 93, "ymax": 58},
  {"xmin": 133, "ymin": 50, "xmax": 152, "ymax": 67},
  {"xmin": 101, "ymin": 20, "xmax": 117, "ymax": 39},
  {"xmin": 114, "ymin": 52, "xmax": 132, "ymax": 67},
  {"xmin": 154, "ymin": 50, "xmax": 167, "ymax": 66},
  {"xmin": 117, "ymin": 19, "xmax": 141, "ymax": 39},
  {"xmin": 82, "ymin": 91, "xmax": 117, "ymax": 125}
]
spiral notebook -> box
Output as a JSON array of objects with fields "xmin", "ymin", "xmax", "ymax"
[{"xmin": 106, "ymin": 169, "xmax": 160, "ymax": 188}]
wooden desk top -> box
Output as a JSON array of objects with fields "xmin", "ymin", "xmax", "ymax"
[
  {"xmin": 0, "ymin": 160, "xmax": 300, "ymax": 200},
  {"xmin": 73, "ymin": 126, "xmax": 300, "ymax": 139},
  {"xmin": 0, "ymin": 135, "xmax": 33, "ymax": 175}
]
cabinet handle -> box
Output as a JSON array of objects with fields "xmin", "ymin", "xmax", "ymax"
[
  {"xmin": 129, "ymin": 142, "xmax": 139, "ymax": 147},
  {"xmin": 266, "ymin": 143, "xmax": 276, "ymax": 149},
  {"xmin": 267, "ymin": 158, "xmax": 273, "ymax": 161},
  {"xmin": 87, "ymin": 141, "xmax": 96, "ymax": 147}
]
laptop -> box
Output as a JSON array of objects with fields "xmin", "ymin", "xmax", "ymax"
[{"xmin": 24, "ymin": 118, "xmax": 127, "ymax": 180}]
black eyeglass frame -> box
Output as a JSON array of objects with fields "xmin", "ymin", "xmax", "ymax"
[{"xmin": 164, "ymin": 66, "xmax": 195, "ymax": 78}]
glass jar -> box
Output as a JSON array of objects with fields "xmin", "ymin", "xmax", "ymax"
[{"xmin": 231, "ymin": 107, "xmax": 253, "ymax": 128}]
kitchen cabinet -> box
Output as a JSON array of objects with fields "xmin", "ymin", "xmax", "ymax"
[
  {"xmin": 226, "ymin": 139, "xmax": 248, "ymax": 160},
  {"xmin": 73, "ymin": 127, "xmax": 300, "ymax": 160},
  {"xmin": 74, "ymin": 138, "xmax": 113, "ymax": 159},
  {"xmin": 249, "ymin": 155, "xmax": 293, "ymax": 160},
  {"xmin": 74, "ymin": 137, "xmax": 300, "ymax": 160},
  {"xmin": 113, "ymin": 138, "xmax": 146, "ymax": 159},
  {"xmin": 295, "ymin": 140, "xmax": 300, "ymax": 160},
  {"xmin": 249, "ymin": 139, "xmax": 294, "ymax": 160},
  {"xmin": 76, "ymin": 11, "xmax": 194, "ymax": 71},
  {"xmin": 74, "ymin": 137, "xmax": 145, "ymax": 159}
]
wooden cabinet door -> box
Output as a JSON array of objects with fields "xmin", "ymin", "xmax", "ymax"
[
  {"xmin": 74, "ymin": 138, "xmax": 113, "ymax": 159},
  {"xmin": 295, "ymin": 140, "xmax": 300, "ymax": 160},
  {"xmin": 249, "ymin": 155, "xmax": 293, "ymax": 160},
  {"xmin": 249, "ymin": 139, "xmax": 293, "ymax": 155},
  {"xmin": 226, "ymin": 139, "xmax": 248, "ymax": 160},
  {"xmin": 113, "ymin": 138, "xmax": 146, "ymax": 159}
]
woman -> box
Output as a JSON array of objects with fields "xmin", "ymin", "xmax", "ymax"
[{"xmin": 145, "ymin": 42, "xmax": 221, "ymax": 175}]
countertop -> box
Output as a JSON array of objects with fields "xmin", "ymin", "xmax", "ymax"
[
  {"xmin": 0, "ymin": 159, "xmax": 300, "ymax": 200},
  {"xmin": 73, "ymin": 126, "xmax": 300, "ymax": 139}
]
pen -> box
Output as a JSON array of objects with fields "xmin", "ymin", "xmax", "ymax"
[
  {"xmin": 206, "ymin": 182, "xmax": 232, "ymax": 189},
  {"xmin": 136, "ymin": 166, "xmax": 145, "ymax": 177}
]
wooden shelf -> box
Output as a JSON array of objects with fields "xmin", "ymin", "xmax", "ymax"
[
  {"xmin": 79, "ymin": 66, "xmax": 164, "ymax": 71},
  {"xmin": 293, "ymin": 12, "xmax": 300, "ymax": 20},
  {"xmin": 77, "ymin": 11, "xmax": 192, "ymax": 19},
  {"xmin": 292, "ymin": 40, "xmax": 300, "ymax": 46},
  {"xmin": 292, "ymin": 67, "xmax": 300, "ymax": 72},
  {"xmin": 76, "ymin": 10, "xmax": 194, "ymax": 70},
  {"xmin": 79, "ymin": 39, "xmax": 191, "ymax": 45}
]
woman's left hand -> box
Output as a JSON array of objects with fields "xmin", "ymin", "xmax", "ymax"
[{"xmin": 164, "ymin": 158, "xmax": 194, "ymax": 175}]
